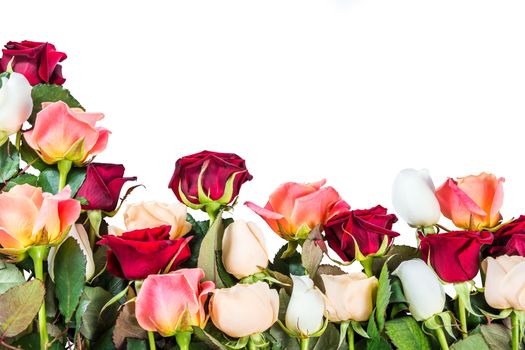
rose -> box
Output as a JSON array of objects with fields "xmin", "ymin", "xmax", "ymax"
[
  {"xmin": 435, "ymin": 172, "xmax": 504, "ymax": 231},
  {"xmin": 169, "ymin": 150, "xmax": 252, "ymax": 214},
  {"xmin": 419, "ymin": 230, "xmax": 493, "ymax": 283},
  {"xmin": 98, "ymin": 225, "xmax": 192, "ymax": 280},
  {"xmin": 209, "ymin": 281, "xmax": 279, "ymax": 338},
  {"xmin": 393, "ymin": 259, "xmax": 446, "ymax": 321},
  {"xmin": 486, "ymin": 216, "xmax": 525, "ymax": 257},
  {"xmin": 482, "ymin": 255, "xmax": 525, "ymax": 310},
  {"xmin": 109, "ymin": 201, "xmax": 192, "ymax": 240},
  {"xmin": 246, "ymin": 179, "xmax": 349, "ymax": 240},
  {"xmin": 321, "ymin": 272, "xmax": 378, "ymax": 322},
  {"xmin": 135, "ymin": 268, "xmax": 214, "ymax": 336},
  {"xmin": 0, "ymin": 72, "xmax": 32, "ymax": 145},
  {"xmin": 0, "ymin": 184, "xmax": 80, "ymax": 257},
  {"xmin": 324, "ymin": 205, "xmax": 399, "ymax": 262},
  {"xmin": 76, "ymin": 163, "xmax": 136, "ymax": 212},
  {"xmin": 222, "ymin": 221, "xmax": 269, "ymax": 279},
  {"xmin": 24, "ymin": 101, "xmax": 110, "ymax": 165},
  {"xmin": 392, "ymin": 168, "xmax": 440, "ymax": 227},
  {"xmin": 285, "ymin": 275, "xmax": 325, "ymax": 337},
  {"xmin": 0, "ymin": 40, "xmax": 67, "ymax": 85}
]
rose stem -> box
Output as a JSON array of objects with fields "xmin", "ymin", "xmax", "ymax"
[
  {"xmin": 435, "ymin": 327, "xmax": 449, "ymax": 350},
  {"xmin": 361, "ymin": 257, "xmax": 373, "ymax": 278},
  {"xmin": 147, "ymin": 331, "xmax": 156, "ymax": 350},
  {"xmin": 458, "ymin": 297, "xmax": 467, "ymax": 339},
  {"xmin": 29, "ymin": 246, "xmax": 49, "ymax": 350},
  {"xmin": 58, "ymin": 160, "xmax": 72, "ymax": 191},
  {"xmin": 175, "ymin": 332, "xmax": 191, "ymax": 350},
  {"xmin": 300, "ymin": 338, "xmax": 310, "ymax": 350},
  {"xmin": 347, "ymin": 324, "xmax": 355, "ymax": 350},
  {"xmin": 511, "ymin": 311, "xmax": 520, "ymax": 350}
]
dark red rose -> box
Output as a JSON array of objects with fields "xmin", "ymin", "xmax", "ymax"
[
  {"xmin": 0, "ymin": 40, "xmax": 67, "ymax": 85},
  {"xmin": 169, "ymin": 150, "xmax": 253, "ymax": 210},
  {"xmin": 325, "ymin": 205, "xmax": 399, "ymax": 262},
  {"xmin": 486, "ymin": 216, "xmax": 525, "ymax": 257},
  {"xmin": 98, "ymin": 225, "xmax": 191, "ymax": 280},
  {"xmin": 76, "ymin": 163, "xmax": 136, "ymax": 212},
  {"xmin": 419, "ymin": 230, "xmax": 493, "ymax": 283}
]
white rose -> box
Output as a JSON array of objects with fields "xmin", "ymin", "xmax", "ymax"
[
  {"xmin": 0, "ymin": 72, "xmax": 33, "ymax": 145},
  {"xmin": 285, "ymin": 275, "xmax": 325, "ymax": 336}
]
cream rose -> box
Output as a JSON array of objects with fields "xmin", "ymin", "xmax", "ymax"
[{"xmin": 482, "ymin": 255, "xmax": 525, "ymax": 310}]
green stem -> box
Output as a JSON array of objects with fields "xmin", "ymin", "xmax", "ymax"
[
  {"xmin": 57, "ymin": 160, "xmax": 72, "ymax": 191},
  {"xmin": 458, "ymin": 296, "xmax": 467, "ymax": 339},
  {"xmin": 147, "ymin": 331, "xmax": 156, "ymax": 350},
  {"xmin": 348, "ymin": 323, "xmax": 354, "ymax": 350},
  {"xmin": 300, "ymin": 338, "xmax": 310, "ymax": 350},
  {"xmin": 175, "ymin": 331, "xmax": 191, "ymax": 350},
  {"xmin": 361, "ymin": 257, "xmax": 373, "ymax": 277},
  {"xmin": 435, "ymin": 327, "xmax": 449, "ymax": 350},
  {"xmin": 512, "ymin": 311, "xmax": 520, "ymax": 350},
  {"xmin": 28, "ymin": 246, "xmax": 50, "ymax": 350},
  {"xmin": 15, "ymin": 131, "xmax": 21, "ymax": 151}
]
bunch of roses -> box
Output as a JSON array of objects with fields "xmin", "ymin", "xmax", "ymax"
[{"xmin": 1, "ymin": 40, "xmax": 525, "ymax": 350}]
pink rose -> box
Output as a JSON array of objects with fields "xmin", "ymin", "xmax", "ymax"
[{"xmin": 24, "ymin": 101, "xmax": 110, "ymax": 165}]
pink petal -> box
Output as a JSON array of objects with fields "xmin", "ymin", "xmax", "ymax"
[
  {"xmin": 268, "ymin": 180, "xmax": 326, "ymax": 219},
  {"xmin": 290, "ymin": 186, "xmax": 343, "ymax": 229}
]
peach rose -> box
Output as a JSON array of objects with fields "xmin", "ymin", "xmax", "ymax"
[
  {"xmin": 135, "ymin": 268, "xmax": 215, "ymax": 336},
  {"xmin": 24, "ymin": 101, "xmax": 110, "ymax": 165},
  {"xmin": 0, "ymin": 184, "xmax": 80, "ymax": 257},
  {"xmin": 209, "ymin": 281, "xmax": 279, "ymax": 338},
  {"xmin": 109, "ymin": 201, "xmax": 192, "ymax": 239},
  {"xmin": 322, "ymin": 272, "xmax": 378, "ymax": 322},
  {"xmin": 222, "ymin": 221, "xmax": 269, "ymax": 279},
  {"xmin": 482, "ymin": 255, "xmax": 525, "ymax": 310},
  {"xmin": 435, "ymin": 172, "xmax": 504, "ymax": 231},
  {"xmin": 245, "ymin": 179, "xmax": 349, "ymax": 240}
]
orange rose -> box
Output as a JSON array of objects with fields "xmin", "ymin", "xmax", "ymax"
[{"xmin": 435, "ymin": 172, "xmax": 504, "ymax": 231}]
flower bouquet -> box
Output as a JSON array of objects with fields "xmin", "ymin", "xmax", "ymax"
[{"xmin": 0, "ymin": 40, "xmax": 524, "ymax": 350}]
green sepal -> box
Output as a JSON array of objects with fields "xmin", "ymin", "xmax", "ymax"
[
  {"xmin": 423, "ymin": 311, "xmax": 456, "ymax": 339},
  {"xmin": 454, "ymin": 281, "xmax": 482, "ymax": 317}
]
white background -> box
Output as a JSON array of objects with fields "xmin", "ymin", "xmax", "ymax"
[{"xmin": 4, "ymin": 0, "xmax": 525, "ymax": 263}]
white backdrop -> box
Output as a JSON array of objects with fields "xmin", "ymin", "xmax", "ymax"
[{"xmin": 4, "ymin": 0, "xmax": 525, "ymax": 260}]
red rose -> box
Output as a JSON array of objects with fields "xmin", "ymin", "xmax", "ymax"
[
  {"xmin": 0, "ymin": 40, "xmax": 67, "ymax": 85},
  {"xmin": 486, "ymin": 216, "xmax": 525, "ymax": 257},
  {"xmin": 98, "ymin": 225, "xmax": 192, "ymax": 280},
  {"xmin": 419, "ymin": 230, "xmax": 493, "ymax": 283},
  {"xmin": 76, "ymin": 163, "xmax": 136, "ymax": 212},
  {"xmin": 169, "ymin": 150, "xmax": 252, "ymax": 211},
  {"xmin": 325, "ymin": 205, "xmax": 399, "ymax": 262}
]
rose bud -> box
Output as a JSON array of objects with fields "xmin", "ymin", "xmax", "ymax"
[
  {"xmin": 0, "ymin": 72, "xmax": 32, "ymax": 146},
  {"xmin": 209, "ymin": 281, "xmax": 279, "ymax": 338},
  {"xmin": 482, "ymin": 255, "xmax": 525, "ymax": 310},
  {"xmin": 24, "ymin": 101, "xmax": 110, "ymax": 166},
  {"xmin": 285, "ymin": 275, "xmax": 326, "ymax": 337},
  {"xmin": 246, "ymin": 179, "xmax": 349, "ymax": 240},
  {"xmin": 435, "ymin": 172, "xmax": 504, "ymax": 231},
  {"xmin": 0, "ymin": 184, "xmax": 80, "ymax": 258},
  {"xmin": 321, "ymin": 272, "xmax": 378, "ymax": 322},
  {"xmin": 393, "ymin": 259, "xmax": 446, "ymax": 321},
  {"xmin": 486, "ymin": 216, "xmax": 525, "ymax": 257},
  {"xmin": 76, "ymin": 163, "xmax": 136, "ymax": 212},
  {"xmin": 98, "ymin": 225, "xmax": 192, "ymax": 280},
  {"xmin": 324, "ymin": 205, "xmax": 399, "ymax": 262},
  {"xmin": 222, "ymin": 221, "xmax": 269, "ymax": 279},
  {"xmin": 109, "ymin": 201, "xmax": 192, "ymax": 240},
  {"xmin": 169, "ymin": 150, "xmax": 252, "ymax": 214},
  {"xmin": 419, "ymin": 230, "xmax": 493, "ymax": 283},
  {"xmin": 136, "ymin": 268, "xmax": 215, "ymax": 336},
  {"xmin": 392, "ymin": 168, "xmax": 441, "ymax": 228},
  {"xmin": 0, "ymin": 40, "xmax": 67, "ymax": 85}
]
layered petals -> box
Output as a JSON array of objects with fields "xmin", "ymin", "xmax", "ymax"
[
  {"xmin": 482, "ymin": 255, "xmax": 525, "ymax": 311},
  {"xmin": 0, "ymin": 72, "xmax": 33, "ymax": 145}
]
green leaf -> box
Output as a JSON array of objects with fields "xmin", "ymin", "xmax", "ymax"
[
  {"xmin": 77, "ymin": 286, "xmax": 119, "ymax": 340},
  {"xmin": 0, "ymin": 261, "xmax": 25, "ymax": 294},
  {"xmin": 385, "ymin": 317, "xmax": 431, "ymax": 350},
  {"xmin": 372, "ymin": 245, "xmax": 420, "ymax": 276},
  {"xmin": 367, "ymin": 336, "xmax": 393, "ymax": 350},
  {"xmin": 29, "ymin": 84, "xmax": 83, "ymax": 124},
  {"xmin": 113, "ymin": 302, "xmax": 147, "ymax": 349},
  {"xmin": 37, "ymin": 166, "xmax": 87, "ymax": 195},
  {"xmin": 450, "ymin": 333, "xmax": 490, "ymax": 350},
  {"xmin": 181, "ymin": 215, "xmax": 209, "ymax": 268},
  {"xmin": 301, "ymin": 236, "xmax": 323, "ymax": 279},
  {"xmin": 19, "ymin": 139, "xmax": 47, "ymax": 171},
  {"xmin": 312, "ymin": 322, "xmax": 343, "ymax": 350},
  {"xmin": 193, "ymin": 325, "xmax": 229, "ymax": 350},
  {"xmin": 270, "ymin": 243, "xmax": 306, "ymax": 277},
  {"xmin": 93, "ymin": 326, "xmax": 117, "ymax": 350},
  {"xmin": 0, "ymin": 279, "xmax": 45, "ymax": 337},
  {"xmin": 54, "ymin": 237, "xmax": 87, "ymax": 321},
  {"xmin": 376, "ymin": 261, "xmax": 391, "ymax": 331},
  {"xmin": 479, "ymin": 324, "xmax": 512, "ymax": 350},
  {"xmin": 126, "ymin": 338, "xmax": 148, "ymax": 350},
  {"xmin": 0, "ymin": 141, "xmax": 19, "ymax": 183},
  {"xmin": 4, "ymin": 173, "xmax": 38, "ymax": 191}
]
